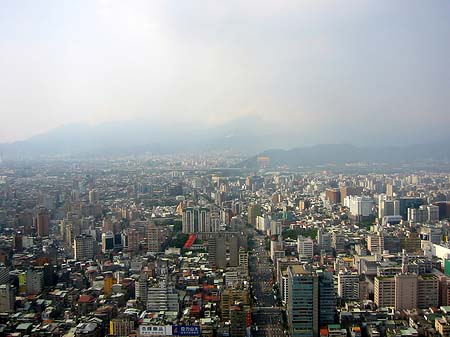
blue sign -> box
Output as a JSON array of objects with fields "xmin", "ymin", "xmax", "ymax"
[{"xmin": 172, "ymin": 325, "xmax": 201, "ymax": 336}]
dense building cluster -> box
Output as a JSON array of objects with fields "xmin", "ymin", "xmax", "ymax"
[{"xmin": 1, "ymin": 158, "xmax": 450, "ymax": 337}]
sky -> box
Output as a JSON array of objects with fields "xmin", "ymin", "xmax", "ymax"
[{"xmin": 0, "ymin": 0, "xmax": 450, "ymax": 144}]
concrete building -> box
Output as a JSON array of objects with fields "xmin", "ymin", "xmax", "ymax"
[
  {"xmin": 287, "ymin": 265, "xmax": 319, "ymax": 337},
  {"xmin": 394, "ymin": 274, "xmax": 418, "ymax": 310},
  {"xmin": 417, "ymin": 274, "xmax": 439, "ymax": 309},
  {"xmin": 26, "ymin": 268, "xmax": 44, "ymax": 295},
  {"xmin": 344, "ymin": 196, "xmax": 374, "ymax": 222},
  {"xmin": 146, "ymin": 283, "xmax": 179, "ymax": 313},
  {"xmin": 182, "ymin": 206, "xmax": 214, "ymax": 233},
  {"xmin": 36, "ymin": 207, "xmax": 49, "ymax": 237},
  {"xmin": 109, "ymin": 317, "xmax": 135, "ymax": 337},
  {"xmin": 297, "ymin": 236, "xmax": 314, "ymax": 259},
  {"xmin": 374, "ymin": 276, "xmax": 395, "ymax": 308},
  {"xmin": 74, "ymin": 234, "xmax": 95, "ymax": 261},
  {"xmin": 147, "ymin": 221, "xmax": 160, "ymax": 253},
  {"xmin": 0, "ymin": 284, "xmax": 15, "ymax": 312},
  {"xmin": 338, "ymin": 271, "xmax": 360, "ymax": 301}
]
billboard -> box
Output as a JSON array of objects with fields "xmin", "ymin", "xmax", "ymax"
[
  {"xmin": 139, "ymin": 325, "xmax": 172, "ymax": 336},
  {"xmin": 172, "ymin": 325, "xmax": 201, "ymax": 336}
]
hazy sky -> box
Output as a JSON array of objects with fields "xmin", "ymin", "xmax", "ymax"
[{"xmin": 1, "ymin": 0, "xmax": 450, "ymax": 143}]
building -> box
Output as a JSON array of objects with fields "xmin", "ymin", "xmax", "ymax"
[
  {"xmin": 287, "ymin": 265, "xmax": 319, "ymax": 337},
  {"xmin": 26, "ymin": 268, "xmax": 44, "ymax": 295},
  {"xmin": 318, "ymin": 229, "xmax": 332, "ymax": 254},
  {"xmin": 0, "ymin": 284, "xmax": 15, "ymax": 312},
  {"xmin": 298, "ymin": 236, "xmax": 314, "ymax": 259},
  {"xmin": 74, "ymin": 234, "xmax": 95, "ymax": 261},
  {"xmin": 36, "ymin": 207, "xmax": 49, "ymax": 237},
  {"xmin": 367, "ymin": 233, "xmax": 384, "ymax": 255},
  {"xmin": 374, "ymin": 276, "xmax": 395, "ymax": 308},
  {"xmin": 146, "ymin": 283, "xmax": 179, "ymax": 313},
  {"xmin": 332, "ymin": 233, "xmax": 345, "ymax": 254},
  {"xmin": 394, "ymin": 274, "xmax": 418, "ymax": 310},
  {"xmin": 338, "ymin": 271, "xmax": 360, "ymax": 301},
  {"xmin": 417, "ymin": 274, "xmax": 439, "ymax": 309},
  {"xmin": 147, "ymin": 221, "xmax": 160, "ymax": 253},
  {"xmin": 102, "ymin": 232, "xmax": 114, "ymax": 253},
  {"xmin": 318, "ymin": 271, "xmax": 336, "ymax": 326},
  {"xmin": 109, "ymin": 317, "xmax": 135, "ymax": 336},
  {"xmin": 221, "ymin": 288, "xmax": 250, "ymax": 322},
  {"xmin": 343, "ymin": 196, "xmax": 374, "ymax": 222},
  {"xmin": 325, "ymin": 189, "xmax": 341, "ymax": 205},
  {"xmin": 247, "ymin": 204, "xmax": 262, "ymax": 227},
  {"xmin": 182, "ymin": 206, "xmax": 215, "ymax": 233}
]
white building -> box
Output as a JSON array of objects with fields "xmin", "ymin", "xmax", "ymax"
[
  {"xmin": 297, "ymin": 236, "xmax": 314, "ymax": 258},
  {"xmin": 344, "ymin": 196, "xmax": 374, "ymax": 219}
]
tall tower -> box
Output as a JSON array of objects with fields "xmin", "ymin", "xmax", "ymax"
[
  {"xmin": 36, "ymin": 208, "xmax": 49, "ymax": 237},
  {"xmin": 287, "ymin": 265, "xmax": 319, "ymax": 337}
]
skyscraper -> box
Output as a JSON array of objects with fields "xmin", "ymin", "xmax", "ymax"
[
  {"xmin": 36, "ymin": 207, "xmax": 49, "ymax": 237},
  {"xmin": 287, "ymin": 265, "xmax": 319, "ymax": 337}
]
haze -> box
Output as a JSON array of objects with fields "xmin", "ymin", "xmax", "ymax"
[{"xmin": 1, "ymin": 0, "xmax": 450, "ymax": 145}]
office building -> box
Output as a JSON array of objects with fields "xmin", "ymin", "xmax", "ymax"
[
  {"xmin": 36, "ymin": 207, "xmax": 49, "ymax": 237},
  {"xmin": 417, "ymin": 274, "xmax": 439, "ymax": 309},
  {"xmin": 297, "ymin": 236, "xmax": 314, "ymax": 258},
  {"xmin": 102, "ymin": 232, "xmax": 114, "ymax": 253},
  {"xmin": 0, "ymin": 284, "xmax": 15, "ymax": 312},
  {"xmin": 26, "ymin": 268, "xmax": 44, "ymax": 295},
  {"xmin": 74, "ymin": 234, "xmax": 95, "ymax": 261},
  {"xmin": 147, "ymin": 221, "xmax": 160, "ymax": 253},
  {"xmin": 395, "ymin": 273, "xmax": 418, "ymax": 310},
  {"xmin": 287, "ymin": 265, "xmax": 319, "ymax": 337},
  {"xmin": 338, "ymin": 271, "xmax": 360, "ymax": 301},
  {"xmin": 374, "ymin": 276, "xmax": 395, "ymax": 308},
  {"xmin": 182, "ymin": 206, "xmax": 215, "ymax": 233}
]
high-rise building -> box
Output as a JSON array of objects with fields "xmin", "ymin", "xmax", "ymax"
[
  {"xmin": 318, "ymin": 271, "xmax": 336, "ymax": 326},
  {"xmin": 325, "ymin": 189, "xmax": 341, "ymax": 205},
  {"xmin": 147, "ymin": 221, "xmax": 160, "ymax": 253},
  {"xmin": 343, "ymin": 196, "xmax": 374, "ymax": 222},
  {"xmin": 374, "ymin": 276, "xmax": 395, "ymax": 308},
  {"xmin": 297, "ymin": 236, "xmax": 314, "ymax": 259},
  {"xmin": 417, "ymin": 274, "xmax": 439, "ymax": 309},
  {"xmin": 26, "ymin": 268, "xmax": 44, "ymax": 295},
  {"xmin": 102, "ymin": 232, "xmax": 115, "ymax": 253},
  {"xmin": 0, "ymin": 284, "xmax": 15, "ymax": 312},
  {"xmin": 247, "ymin": 204, "xmax": 262, "ymax": 227},
  {"xmin": 36, "ymin": 207, "xmax": 49, "ymax": 237},
  {"xmin": 338, "ymin": 270, "xmax": 360, "ymax": 301},
  {"xmin": 332, "ymin": 233, "xmax": 346, "ymax": 254},
  {"xmin": 317, "ymin": 229, "xmax": 332, "ymax": 254},
  {"xmin": 182, "ymin": 206, "xmax": 214, "ymax": 233},
  {"xmin": 367, "ymin": 233, "xmax": 384, "ymax": 255},
  {"xmin": 287, "ymin": 265, "xmax": 319, "ymax": 337},
  {"xmin": 395, "ymin": 274, "xmax": 418, "ymax": 310},
  {"xmin": 74, "ymin": 234, "xmax": 95, "ymax": 261}
]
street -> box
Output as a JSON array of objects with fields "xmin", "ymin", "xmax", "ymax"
[{"xmin": 249, "ymin": 234, "xmax": 285, "ymax": 337}]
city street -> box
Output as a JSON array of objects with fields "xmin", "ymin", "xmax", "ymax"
[{"xmin": 250, "ymin": 234, "xmax": 285, "ymax": 337}]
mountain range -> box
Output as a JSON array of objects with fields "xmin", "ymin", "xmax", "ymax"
[{"xmin": 1, "ymin": 118, "xmax": 450, "ymax": 166}]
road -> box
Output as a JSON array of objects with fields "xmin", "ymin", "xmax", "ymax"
[{"xmin": 249, "ymin": 233, "xmax": 285, "ymax": 337}]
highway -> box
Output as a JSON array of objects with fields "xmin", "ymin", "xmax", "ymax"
[{"xmin": 249, "ymin": 233, "xmax": 286, "ymax": 337}]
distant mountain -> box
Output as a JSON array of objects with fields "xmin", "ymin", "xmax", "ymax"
[
  {"xmin": 240, "ymin": 143, "xmax": 450, "ymax": 168},
  {"xmin": 0, "ymin": 117, "xmax": 284, "ymax": 158}
]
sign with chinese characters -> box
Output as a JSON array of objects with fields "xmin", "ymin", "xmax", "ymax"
[
  {"xmin": 139, "ymin": 325, "xmax": 172, "ymax": 336},
  {"xmin": 172, "ymin": 325, "xmax": 201, "ymax": 336}
]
